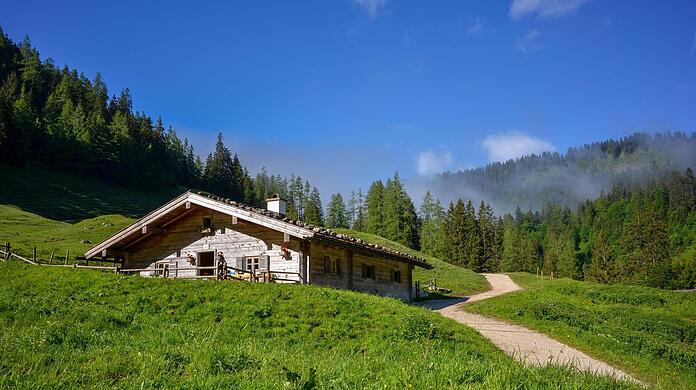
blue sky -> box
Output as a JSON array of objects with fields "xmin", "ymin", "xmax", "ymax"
[{"xmin": 3, "ymin": 0, "xmax": 696, "ymax": 199}]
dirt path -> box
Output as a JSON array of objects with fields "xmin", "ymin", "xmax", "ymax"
[{"xmin": 422, "ymin": 274, "xmax": 639, "ymax": 384}]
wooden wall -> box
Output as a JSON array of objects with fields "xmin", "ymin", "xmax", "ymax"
[
  {"xmin": 308, "ymin": 241, "xmax": 412, "ymax": 300},
  {"xmin": 125, "ymin": 208, "xmax": 302, "ymax": 281}
]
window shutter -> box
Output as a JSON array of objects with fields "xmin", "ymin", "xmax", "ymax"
[
  {"xmin": 260, "ymin": 255, "xmax": 270, "ymax": 270},
  {"xmin": 235, "ymin": 257, "xmax": 244, "ymax": 270},
  {"xmin": 336, "ymin": 259, "xmax": 341, "ymax": 275},
  {"xmin": 362, "ymin": 264, "xmax": 367, "ymax": 278}
]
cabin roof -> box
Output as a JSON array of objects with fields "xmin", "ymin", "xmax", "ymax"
[{"xmin": 85, "ymin": 191, "xmax": 432, "ymax": 269}]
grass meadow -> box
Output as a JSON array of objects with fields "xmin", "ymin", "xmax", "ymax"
[{"xmin": 0, "ymin": 262, "xmax": 638, "ymax": 389}]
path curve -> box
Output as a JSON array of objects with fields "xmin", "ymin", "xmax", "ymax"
[{"xmin": 423, "ymin": 274, "xmax": 639, "ymax": 384}]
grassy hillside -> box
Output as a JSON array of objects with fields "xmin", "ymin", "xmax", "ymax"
[
  {"xmin": 0, "ymin": 205, "xmax": 133, "ymax": 261},
  {"xmin": 0, "ymin": 164, "xmax": 181, "ymax": 222},
  {"xmin": 334, "ymin": 229, "xmax": 489, "ymax": 297},
  {"xmin": 0, "ymin": 262, "xmax": 637, "ymax": 389},
  {"xmin": 467, "ymin": 273, "xmax": 696, "ymax": 389}
]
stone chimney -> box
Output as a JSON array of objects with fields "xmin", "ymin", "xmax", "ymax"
[{"xmin": 265, "ymin": 194, "xmax": 287, "ymax": 216}]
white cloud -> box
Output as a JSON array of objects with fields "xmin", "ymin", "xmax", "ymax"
[
  {"xmin": 515, "ymin": 30, "xmax": 541, "ymax": 53},
  {"xmin": 482, "ymin": 131, "xmax": 557, "ymax": 162},
  {"xmin": 509, "ymin": 0, "xmax": 589, "ymax": 19},
  {"xmin": 467, "ymin": 16, "xmax": 484, "ymax": 36},
  {"xmin": 417, "ymin": 149, "xmax": 453, "ymax": 176},
  {"xmin": 353, "ymin": 0, "xmax": 388, "ymax": 20}
]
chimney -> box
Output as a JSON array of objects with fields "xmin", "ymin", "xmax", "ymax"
[{"xmin": 265, "ymin": 194, "xmax": 287, "ymax": 216}]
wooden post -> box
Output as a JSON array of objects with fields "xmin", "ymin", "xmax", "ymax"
[
  {"xmin": 407, "ymin": 264, "xmax": 414, "ymax": 301},
  {"xmin": 4, "ymin": 242, "xmax": 9, "ymax": 260},
  {"xmin": 49, "ymin": 251, "xmax": 54, "ymax": 264},
  {"xmin": 346, "ymin": 249, "xmax": 354, "ymax": 290},
  {"xmin": 33, "ymin": 247, "xmax": 37, "ymax": 263},
  {"xmin": 65, "ymin": 250, "xmax": 69, "ymax": 265}
]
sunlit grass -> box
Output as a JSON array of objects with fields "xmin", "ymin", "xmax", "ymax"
[{"xmin": 0, "ymin": 262, "xmax": 638, "ymax": 388}]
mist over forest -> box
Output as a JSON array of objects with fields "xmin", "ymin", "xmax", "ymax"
[{"xmin": 423, "ymin": 132, "xmax": 696, "ymax": 213}]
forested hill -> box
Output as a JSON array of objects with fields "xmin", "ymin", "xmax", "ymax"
[
  {"xmin": 0, "ymin": 28, "xmax": 326, "ymax": 224},
  {"xmin": 428, "ymin": 132, "xmax": 696, "ymax": 212}
]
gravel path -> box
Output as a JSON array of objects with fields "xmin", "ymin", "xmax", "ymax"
[{"xmin": 422, "ymin": 274, "xmax": 639, "ymax": 384}]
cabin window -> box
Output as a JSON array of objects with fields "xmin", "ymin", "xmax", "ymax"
[
  {"xmin": 361, "ymin": 264, "xmax": 375, "ymax": 280},
  {"xmin": 391, "ymin": 270, "xmax": 401, "ymax": 283},
  {"xmin": 202, "ymin": 217, "xmax": 212, "ymax": 228},
  {"xmin": 154, "ymin": 262, "xmax": 169, "ymax": 277},
  {"xmin": 245, "ymin": 256, "xmax": 260, "ymax": 272},
  {"xmin": 323, "ymin": 257, "xmax": 341, "ymax": 275}
]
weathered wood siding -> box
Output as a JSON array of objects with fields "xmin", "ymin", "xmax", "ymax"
[
  {"xmin": 309, "ymin": 242, "xmax": 412, "ymax": 300},
  {"xmin": 125, "ymin": 209, "xmax": 301, "ymax": 281}
]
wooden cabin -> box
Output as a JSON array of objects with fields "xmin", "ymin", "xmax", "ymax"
[{"xmin": 85, "ymin": 191, "xmax": 431, "ymax": 300}]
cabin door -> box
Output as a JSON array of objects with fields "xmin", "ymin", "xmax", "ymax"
[{"xmin": 198, "ymin": 251, "xmax": 215, "ymax": 276}]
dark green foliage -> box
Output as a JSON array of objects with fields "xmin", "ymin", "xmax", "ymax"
[
  {"xmin": 492, "ymin": 169, "xmax": 696, "ymax": 289},
  {"xmin": 325, "ymin": 193, "xmax": 348, "ymax": 228},
  {"xmin": 365, "ymin": 180, "xmax": 386, "ymax": 236}
]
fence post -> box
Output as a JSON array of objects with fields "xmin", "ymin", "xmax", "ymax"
[
  {"xmin": 65, "ymin": 250, "xmax": 69, "ymax": 265},
  {"xmin": 33, "ymin": 247, "xmax": 37, "ymax": 263},
  {"xmin": 4, "ymin": 242, "xmax": 9, "ymax": 260},
  {"xmin": 49, "ymin": 251, "xmax": 54, "ymax": 264}
]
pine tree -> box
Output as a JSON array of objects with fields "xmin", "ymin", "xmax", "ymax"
[
  {"xmin": 419, "ymin": 191, "xmax": 444, "ymax": 256},
  {"xmin": 353, "ymin": 188, "xmax": 367, "ymax": 232},
  {"xmin": 304, "ymin": 187, "xmax": 324, "ymax": 226},
  {"xmin": 585, "ymin": 232, "xmax": 620, "ymax": 284},
  {"xmin": 326, "ymin": 193, "xmax": 348, "ymax": 228},
  {"xmin": 203, "ymin": 132, "xmax": 235, "ymax": 198},
  {"xmin": 442, "ymin": 200, "xmax": 468, "ymax": 267},
  {"xmin": 365, "ymin": 180, "xmax": 385, "ymax": 236},
  {"xmin": 382, "ymin": 173, "xmax": 419, "ymax": 249},
  {"xmin": 463, "ymin": 200, "xmax": 482, "ymax": 271}
]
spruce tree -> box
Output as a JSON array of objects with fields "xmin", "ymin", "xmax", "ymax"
[
  {"xmin": 326, "ymin": 193, "xmax": 348, "ymax": 229},
  {"xmin": 419, "ymin": 191, "xmax": 444, "ymax": 256},
  {"xmin": 365, "ymin": 180, "xmax": 385, "ymax": 236},
  {"xmin": 304, "ymin": 187, "xmax": 324, "ymax": 226}
]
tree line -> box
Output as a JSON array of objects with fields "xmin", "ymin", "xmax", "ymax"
[{"xmin": 421, "ymin": 168, "xmax": 696, "ymax": 289}]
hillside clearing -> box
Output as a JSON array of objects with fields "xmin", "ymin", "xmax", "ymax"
[
  {"xmin": 466, "ymin": 273, "xmax": 696, "ymax": 389},
  {"xmin": 0, "ymin": 262, "xmax": 637, "ymax": 388},
  {"xmin": 0, "ymin": 164, "xmax": 181, "ymax": 222}
]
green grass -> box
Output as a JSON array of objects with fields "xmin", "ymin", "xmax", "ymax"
[
  {"xmin": 466, "ymin": 273, "xmax": 696, "ymax": 390},
  {"xmin": 0, "ymin": 164, "xmax": 181, "ymax": 222},
  {"xmin": 0, "ymin": 205, "xmax": 133, "ymax": 261},
  {"xmin": 334, "ymin": 229, "xmax": 489, "ymax": 297},
  {"xmin": 0, "ymin": 262, "xmax": 638, "ymax": 389}
]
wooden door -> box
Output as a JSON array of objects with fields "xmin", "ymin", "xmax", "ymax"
[{"xmin": 198, "ymin": 251, "xmax": 214, "ymax": 276}]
